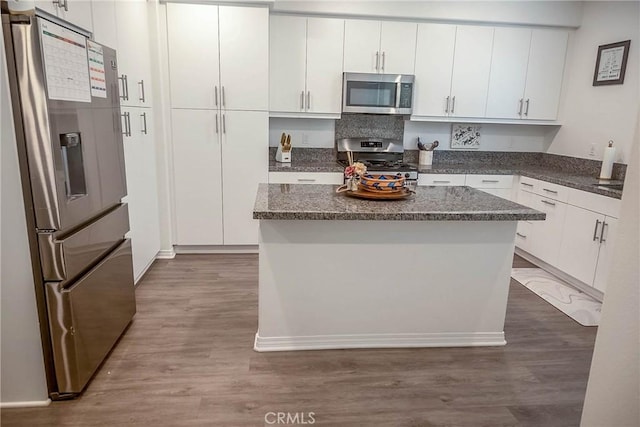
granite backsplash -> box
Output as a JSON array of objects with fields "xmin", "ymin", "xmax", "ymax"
[{"xmin": 335, "ymin": 114, "xmax": 404, "ymax": 140}]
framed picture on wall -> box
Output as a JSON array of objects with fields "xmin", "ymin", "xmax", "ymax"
[
  {"xmin": 451, "ymin": 124, "xmax": 481, "ymax": 149},
  {"xmin": 593, "ymin": 40, "xmax": 631, "ymax": 86}
]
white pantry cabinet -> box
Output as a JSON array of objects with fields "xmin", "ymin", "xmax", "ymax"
[
  {"xmin": 35, "ymin": 0, "xmax": 93, "ymax": 32},
  {"xmin": 486, "ymin": 28, "xmax": 568, "ymax": 120},
  {"xmin": 121, "ymin": 107, "xmax": 161, "ymax": 282},
  {"xmin": 343, "ymin": 19, "xmax": 416, "ymax": 74},
  {"xmin": 270, "ymin": 15, "xmax": 344, "ymax": 116},
  {"xmin": 90, "ymin": 0, "xmax": 117, "ymax": 48},
  {"xmin": 167, "ymin": 3, "xmax": 268, "ymax": 111},
  {"xmin": 413, "ymin": 25, "xmax": 494, "ymax": 118},
  {"xmin": 170, "ymin": 109, "xmax": 268, "ymax": 246}
]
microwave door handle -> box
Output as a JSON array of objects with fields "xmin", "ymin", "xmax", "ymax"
[{"xmin": 395, "ymin": 84, "xmax": 401, "ymax": 108}]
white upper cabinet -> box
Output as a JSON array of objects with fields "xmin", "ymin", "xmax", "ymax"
[
  {"xmin": 35, "ymin": 0, "xmax": 92, "ymax": 32},
  {"xmin": 269, "ymin": 15, "xmax": 307, "ymax": 113},
  {"xmin": 379, "ymin": 21, "xmax": 417, "ymax": 74},
  {"xmin": 34, "ymin": 0, "xmax": 58, "ymax": 15},
  {"xmin": 167, "ymin": 4, "xmax": 267, "ymax": 112},
  {"xmin": 486, "ymin": 28, "xmax": 568, "ymax": 120},
  {"xmin": 115, "ymin": 0, "xmax": 152, "ymax": 107},
  {"xmin": 343, "ymin": 19, "xmax": 381, "ymax": 73},
  {"xmin": 486, "ymin": 27, "xmax": 532, "ymax": 119},
  {"xmin": 343, "ymin": 19, "xmax": 416, "ymax": 74},
  {"xmin": 167, "ymin": 3, "xmax": 220, "ymax": 110},
  {"xmin": 413, "ymin": 23, "xmax": 456, "ymax": 117},
  {"xmin": 91, "ymin": 0, "xmax": 117, "ymax": 48},
  {"xmin": 304, "ymin": 17, "xmax": 344, "ymax": 114},
  {"xmin": 219, "ymin": 6, "xmax": 268, "ymax": 111},
  {"xmin": 523, "ymin": 29, "xmax": 569, "ymax": 120},
  {"xmin": 449, "ymin": 25, "xmax": 494, "ymax": 118}
]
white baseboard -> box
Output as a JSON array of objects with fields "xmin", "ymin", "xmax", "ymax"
[
  {"xmin": 515, "ymin": 247, "xmax": 604, "ymax": 302},
  {"xmin": 1, "ymin": 399, "xmax": 51, "ymax": 408},
  {"xmin": 254, "ymin": 332, "xmax": 506, "ymax": 352},
  {"xmin": 174, "ymin": 245, "xmax": 258, "ymax": 254},
  {"xmin": 156, "ymin": 248, "xmax": 176, "ymax": 259}
]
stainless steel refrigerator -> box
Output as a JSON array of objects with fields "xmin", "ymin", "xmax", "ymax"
[{"xmin": 2, "ymin": 11, "xmax": 135, "ymax": 399}]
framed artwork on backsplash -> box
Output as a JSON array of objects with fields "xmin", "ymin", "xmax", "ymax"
[{"xmin": 451, "ymin": 124, "xmax": 481, "ymax": 149}]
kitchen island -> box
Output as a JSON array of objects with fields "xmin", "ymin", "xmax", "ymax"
[{"xmin": 253, "ymin": 184, "xmax": 545, "ymax": 352}]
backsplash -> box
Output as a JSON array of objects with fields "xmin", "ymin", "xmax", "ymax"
[{"xmin": 335, "ymin": 114, "xmax": 404, "ymax": 140}]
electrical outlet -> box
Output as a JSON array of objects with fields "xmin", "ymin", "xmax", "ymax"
[
  {"xmin": 301, "ymin": 133, "xmax": 309, "ymax": 146},
  {"xmin": 589, "ymin": 143, "xmax": 596, "ymax": 157}
]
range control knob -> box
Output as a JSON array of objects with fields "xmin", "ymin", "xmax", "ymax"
[{"xmin": 404, "ymin": 173, "xmax": 410, "ymax": 178}]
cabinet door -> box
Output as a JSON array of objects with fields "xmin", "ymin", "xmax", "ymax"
[
  {"xmin": 413, "ymin": 23, "xmax": 456, "ymax": 117},
  {"xmin": 343, "ymin": 19, "xmax": 381, "ymax": 73},
  {"xmin": 115, "ymin": 0, "xmax": 151, "ymax": 108},
  {"xmin": 167, "ymin": 3, "xmax": 219, "ymax": 110},
  {"xmin": 557, "ymin": 205, "xmax": 602, "ymax": 285},
  {"xmin": 306, "ymin": 17, "xmax": 344, "ymax": 114},
  {"xmin": 450, "ymin": 26, "xmax": 494, "ymax": 118},
  {"xmin": 379, "ymin": 21, "xmax": 417, "ymax": 74},
  {"xmin": 34, "ymin": 0, "xmax": 58, "ymax": 16},
  {"xmin": 523, "ymin": 29, "xmax": 568, "ymax": 120},
  {"xmin": 60, "ymin": 0, "xmax": 93, "ymax": 32},
  {"xmin": 485, "ymin": 28, "xmax": 531, "ymax": 119},
  {"xmin": 91, "ymin": 0, "xmax": 117, "ymax": 49},
  {"xmin": 121, "ymin": 107, "xmax": 161, "ymax": 281},
  {"xmin": 221, "ymin": 111, "xmax": 268, "ymax": 245},
  {"xmin": 171, "ymin": 109, "xmax": 223, "ymax": 245},
  {"xmin": 269, "ymin": 15, "xmax": 306, "ymax": 113},
  {"xmin": 593, "ymin": 216, "xmax": 617, "ymax": 293},
  {"xmin": 529, "ymin": 196, "xmax": 567, "ymax": 266},
  {"xmin": 219, "ymin": 6, "xmax": 269, "ymax": 111}
]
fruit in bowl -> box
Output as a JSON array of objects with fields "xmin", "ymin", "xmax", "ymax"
[{"xmin": 359, "ymin": 174, "xmax": 405, "ymax": 192}]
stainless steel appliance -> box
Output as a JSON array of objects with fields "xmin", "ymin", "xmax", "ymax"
[
  {"xmin": 342, "ymin": 73, "xmax": 414, "ymax": 115},
  {"xmin": 3, "ymin": 11, "xmax": 135, "ymax": 399},
  {"xmin": 336, "ymin": 138, "xmax": 418, "ymax": 181}
]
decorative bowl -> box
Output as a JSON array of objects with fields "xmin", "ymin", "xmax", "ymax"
[{"xmin": 359, "ymin": 174, "xmax": 405, "ymax": 192}]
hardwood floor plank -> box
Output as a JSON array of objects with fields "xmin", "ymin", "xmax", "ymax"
[{"xmin": 1, "ymin": 253, "xmax": 596, "ymax": 427}]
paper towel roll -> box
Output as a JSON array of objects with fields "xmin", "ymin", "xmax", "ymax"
[{"xmin": 599, "ymin": 142, "xmax": 616, "ymax": 180}]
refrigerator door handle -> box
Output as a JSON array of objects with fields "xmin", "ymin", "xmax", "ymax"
[{"xmin": 118, "ymin": 75, "xmax": 129, "ymax": 101}]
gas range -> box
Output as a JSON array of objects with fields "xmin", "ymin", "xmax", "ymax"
[{"xmin": 336, "ymin": 138, "xmax": 419, "ymax": 180}]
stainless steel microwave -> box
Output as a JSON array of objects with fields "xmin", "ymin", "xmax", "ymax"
[{"xmin": 342, "ymin": 73, "xmax": 415, "ymax": 115}]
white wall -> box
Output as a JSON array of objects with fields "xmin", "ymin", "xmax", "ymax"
[
  {"xmin": 580, "ymin": 112, "xmax": 640, "ymax": 427},
  {"xmin": 0, "ymin": 38, "xmax": 49, "ymax": 406},
  {"xmin": 272, "ymin": 1, "xmax": 583, "ymax": 28},
  {"xmin": 548, "ymin": 1, "xmax": 639, "ymax": 163}
]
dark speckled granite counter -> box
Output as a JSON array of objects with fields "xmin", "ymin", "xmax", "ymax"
[{"xmin": 253, "ymin": 184, "xmax": 545, "ymax": 221}]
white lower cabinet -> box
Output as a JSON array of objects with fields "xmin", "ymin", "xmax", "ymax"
[
  {"xmin": 269, "ymin": 172, "xmax": 343, "ymax": 185},
  {"xmin": 121, "ymin": 107, "xmax": 161, "ymax": 281},
  {"xmin": 465, "ymin": 174, "xmax": 514, "ymax": 200},
  {"xmin": 592, "ymin": 217, "xmax": 618, "ymax": 293},
  {"xmin": 171, "ymin": 109, "xmax": 268, "ymax": 246},
  {"xmin": 529, "ymin": 195, "xmax": 567, "ymax": 266}
]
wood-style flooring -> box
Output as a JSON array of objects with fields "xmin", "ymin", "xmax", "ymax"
[{"xmin": 1, "ymin": 254, "xmax": 597, "ymax": 426}]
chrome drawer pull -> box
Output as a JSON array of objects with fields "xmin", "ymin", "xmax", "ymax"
[
  {"xmin": 516, "ymin": 232, "xmax": 527, "ymax": 239},
  {"xmin": 593, "ymin": 219, "xmax": 601, "ymax": 242},
  {"xmin": 543, "ymin": 188, "xmax": 558, "ymax": 194},
  {"xmin": 521, "ymin": 182, "xmax": 533, "ymax": 187},
  {"xmin": 540, "ymin": 199, "xmax": 556, "ymax": 206},
  {"xmin": 433, "ymin": 180, "xmax": 451, "ymax": 183},
  {"xmin": 482, "ymin": 180, "xmax": 500, "ymax": 183},
  {"xmin": 297, "ymin": 179, "xmax": 316, "ymax": 182}
]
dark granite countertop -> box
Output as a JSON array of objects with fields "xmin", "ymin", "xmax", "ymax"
[{"xmin": 253, "ymin": 184, "xmax": 546, "ymax": 221}]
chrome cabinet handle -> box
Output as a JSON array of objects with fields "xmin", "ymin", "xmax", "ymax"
[
  {"xmin": 524, "ymin": 98, "xmax": 530, "ymax": 116},
  {"xmin": 222, "ymin": 86, "xmax": 226, "ymax": 107},
  {"xmin": 593, "ymin": 219, "xmax": 601, "ymax": 242},
  {"xmin": 307, "ymin": 91, "xmax": 310, "ymax": 110},
  {"xmin": 451, "ymin": 96, "xmax": 456, "ymax": 114},
  {"xmin": 433, "ymin": 180, "xmax": 451, "ymax": 184},
  {"xmin": 215, "ymin": 114, "xmax": 219, "ymax": 134},
  {"xmin": 543, "ymin": 188, "xmax": 558, "ymax": 194},
  {"xmin": 215, "ymin": 86, "xmax": 218, "ymax": 107},
  {"xmin": 516, "ymin": 232, "xmax": 527, "ymax": 239},
  {"xmin": 540, "ymin": 199, "xmax": 556, "ymax": 206},
  {"xmin": 375, "ymin": 51, "xmax": 379, "ymax": 71},
  {"xmin": 118, "ymin": 75, "xmax": 129, "ymax": 101},
  {"xmin": 53, "ymin": 0, "xmax": 67, "ymax": 11},
  {"xmin": 518, "ymin": 98, "xmax": 523, "ymax": 116},
  {"xmin": 138, "ymin": 80, "xmax": 145, "ymax": 103},
  {"xmin": 222, "ymin": 114, "xmax": 226, "ymax": 134},
  {"xmin": 521, "ymin": 182, "xmax": 533, "ymax": 187},
  {"xmin": 382, "ymin": 51, "xmax": 385, "ymax": 72},
  {"xmin": 121, "ymin": 112, "xmax": 131, "ymax": 137},
  {"xmin": 482, "ymin": 180, "xmax": 500, "ymax": 183},
  {"xmin": 297, "ymin": 179, "xmax": 316, "ymax": 182},
  {"xmin": 140, "ymin": 112, "xmax": 147, "ymax": 135},
  {"xmin": 599, "ymin": 221, "xmax": 608, "ymax": 243},
  {"xmin": 64, "ymin": 0, "xmax": 68, "ymax": 11},
  {"xmin": 445, "ymin": 96, "xmax": 450, "ymax": 114},
  {"xmin": 300, "ymin": 91, "xmax": 304, "ymax": 110}
]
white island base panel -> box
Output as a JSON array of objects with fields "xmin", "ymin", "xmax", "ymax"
[{"xmin": 255, "ymin": 220, "xmax": 517, "ymax": 352}]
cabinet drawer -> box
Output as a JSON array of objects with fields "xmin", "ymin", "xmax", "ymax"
[
  {"xmin": 567, "ymin": 187, "xmax": 621, "ymax": 218},
  {"xmin": 417, "ymin": 174, "xmax": 466, "ymax": 186},
  {"xmin": 536, "ymin": 180, "xmax": 569, "ymax": 203},
  {"xmin": 518, "ymin": 176, "xmax": 538, "ymax": 193},
  {"xmin": 515, "ymin": 221, "xmax": 532, "ymax": 251},
  {"xmin": 268, "ymin": 172, "xmax": 344, "ymax": 185},
  {"xmin": 465, "ymin": 174, "xmax": 513, "ymax": 189}
]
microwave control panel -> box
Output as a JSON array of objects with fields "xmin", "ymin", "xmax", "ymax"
[{"xmin": 398, "ymin": 83, "xmax": 413, "ymax": 108}]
